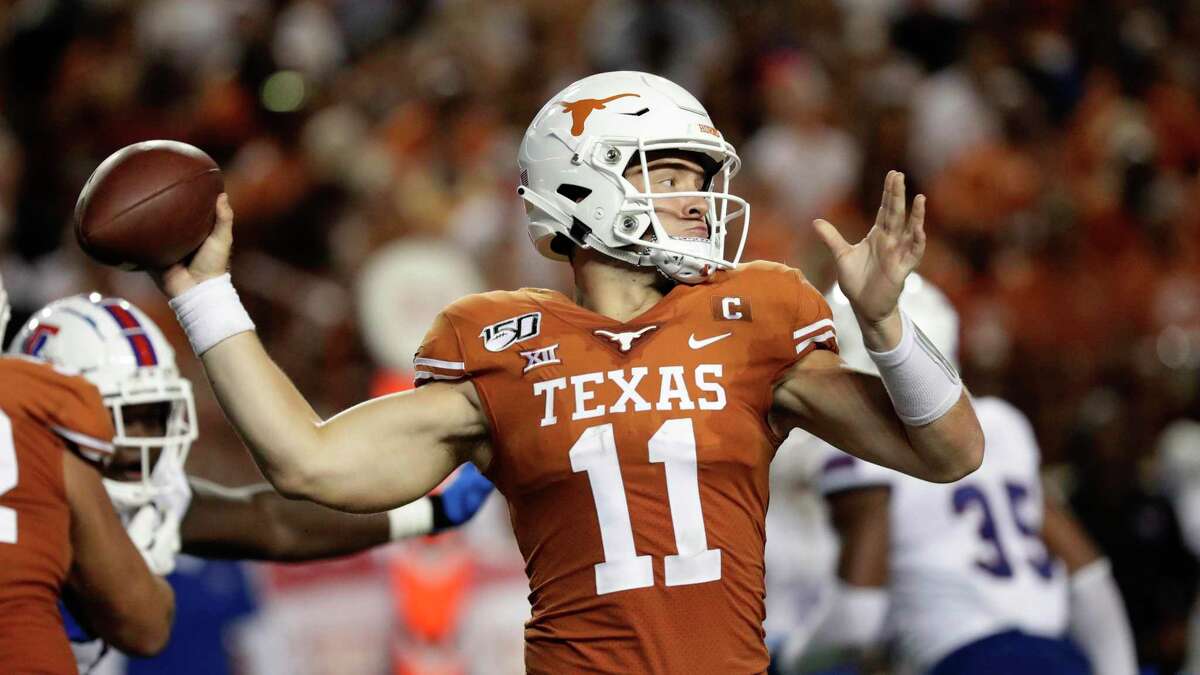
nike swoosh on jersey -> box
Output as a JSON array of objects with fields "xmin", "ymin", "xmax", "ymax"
[{"xmin": 688, "ymin": 332, "xmax": 733, "ymax": 349}]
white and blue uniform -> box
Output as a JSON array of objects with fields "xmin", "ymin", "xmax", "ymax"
[{"xmin": 815, "ymin": 397, "xmax": 1079, "ymax": 674}]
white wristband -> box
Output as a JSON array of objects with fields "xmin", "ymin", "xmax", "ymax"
[
  {"xmin": 168, "ymin": 273, "xmax": 255, "ymax": 356},
  {"xmin": 867, "ymin": 311, "xmax": 962, "ymax": 426},
  {"xmin": 387, "ymin": 498, "xmax": 434, "ymax": 541}
]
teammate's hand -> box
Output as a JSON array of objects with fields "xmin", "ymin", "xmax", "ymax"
[
  {"xmin": 813, "ymin": 171, "xmax": 925, "ymax": 327},
  {"xmin": 153, "ymin": 194, "xmax": 234, "ymax": 298}
]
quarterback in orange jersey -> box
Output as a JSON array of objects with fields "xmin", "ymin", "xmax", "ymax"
[
  {"xmin": 0, "ymin": 273, "xmax": 174, "ymax": 674},
  {"xmin": 148, "ymin": 71, "xmax": 983, "ymax": 673}
]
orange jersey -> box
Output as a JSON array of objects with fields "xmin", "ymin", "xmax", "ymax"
[
  {"xmin": 414, "ymin": 261, "xmax": 837, "ymax": 673},
  {"xmin": 0, "ymin": 356, "xmax": 115, "ymax": 674}
]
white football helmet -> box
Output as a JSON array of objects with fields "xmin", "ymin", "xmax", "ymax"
[
  {"xmin": 518, "ymin": 71, "xmax": 749, "ymax": 284},
  {"xmin": 827, "ymin": 274, "xmax": 960, "ymax": 374},
  {"xmin": 9, "ymin": 294, "xmax": 197, "ymax": 512}
]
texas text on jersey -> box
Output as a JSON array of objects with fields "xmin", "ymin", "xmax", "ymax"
[
  {"xmin": 0, "ymin": 356, "xmax": 115, "ymax": 674},
  {"xmin": 414, "ymin": 260, "xmax": 837, "ymax": 673}
]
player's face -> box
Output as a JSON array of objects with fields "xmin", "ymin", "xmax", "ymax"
[
  {"xmin": 623, "ymin": 154, "xmax": 710, "ymax": 240},
  {"xmin": 105, "ymin": 402, "xmax": 168, "ymax": 482}
]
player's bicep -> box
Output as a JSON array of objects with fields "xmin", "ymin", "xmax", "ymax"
[
  {"xmin": 308, "ymin": 379, "xmax": 490, "ymax": 513},
  {"xmin": 770, "ymin": 351, "xmax": 927, "ymax": 478}
]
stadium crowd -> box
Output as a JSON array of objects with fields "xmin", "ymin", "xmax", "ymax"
[{"xmin": 2, "ymin": 0, "xmax": 1199, "ymax": 672}]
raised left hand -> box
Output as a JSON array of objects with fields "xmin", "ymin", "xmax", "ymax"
[
  {"xmin": 813, "ymin": 170, "xmax": 925, "ymax": 325},
  {"xmin": 151, "ymin": 194, "xmax": 234, "ymax": 299}
]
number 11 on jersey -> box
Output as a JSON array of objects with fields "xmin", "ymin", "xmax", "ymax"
[{"xmin": 570, "ymin": 418, "xmax": 722, "ymax": 595}]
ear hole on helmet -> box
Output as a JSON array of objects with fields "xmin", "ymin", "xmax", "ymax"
[{"xmin": 556, "ymin": 184, "xmax": 592, "ymax": 203}]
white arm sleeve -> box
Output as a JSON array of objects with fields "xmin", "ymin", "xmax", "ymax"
[
  {"xmin": 778, "ymin": 581, "xmax": 888, "ymax": 672},
  {"xmin": 1176, "ymin": 485, "xmax": 1200, "ymax": 558},
  {"xmin": 1068, "ymin": 558, "xmax": 1138, "ymax": 675}
]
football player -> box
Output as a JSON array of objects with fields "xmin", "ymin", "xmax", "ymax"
[
  {"xmin": 0, "ymin": 274, "xmax": 174, "ymax": 673},
  {"xmin": 774, "ymin": 276, "xmax": 1137, "ymax": 675},
  {"xmin": 146, "ymin": 71, "xmax": 984, "ymax": 671},
  {"xmin": 8, "ymin": 293, "xmax": 495, "ymax": 672}
]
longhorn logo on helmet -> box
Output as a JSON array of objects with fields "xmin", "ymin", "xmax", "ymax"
[{"xmin": 559, "ymin": 93, "xmax": 640, "ymax": 136}]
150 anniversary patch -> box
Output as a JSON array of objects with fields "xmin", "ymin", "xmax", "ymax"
[{"xmin": 480, "ymin": 312, "xmax": 542, "ymax": 352}]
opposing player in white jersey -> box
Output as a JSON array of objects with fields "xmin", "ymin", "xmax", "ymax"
[{"xmin": 775, "ymin": 276, "xmax": 1138, "ymax": 675}]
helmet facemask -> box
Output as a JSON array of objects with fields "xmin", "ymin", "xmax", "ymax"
[
  {"xmin": 608, "ymin": 140, "xmax": 749, "ymax": 284},
  {"xmin": 101, "ymin": 368, "xmax": 197, "ymax": 513}
]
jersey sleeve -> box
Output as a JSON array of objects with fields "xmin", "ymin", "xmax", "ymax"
[
  {"xmin": 412, "ymin": 310, "xmax": 472, "ymax": 387},
  {"xmin": 813, "ymin": 440, "xmax": 895, "ymax": 496},
  {"xmin": 787, "ymin": 269, "xmax": 838, "ymax": 361}
]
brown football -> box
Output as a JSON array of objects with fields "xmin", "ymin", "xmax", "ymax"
[{"xmin": 75, "ymin": 140, "xmax": 223, "ymax": 269}]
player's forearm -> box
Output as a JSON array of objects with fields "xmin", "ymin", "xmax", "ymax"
[
  {"xmin": 895, "ymin": 391, "xmax": 983, "ymax": 482},
  {"xmin": 861, "ymin": 308, "xmax": 983, "ymax": 481},
  {"xmin": 69, "ymin": 573, "xmax": 174, "ymax": 657},
  {"xmin": 198, "ymin": 331, "xmax": 328, "ymax": 499},
  {"xmin": 181, "ymin": 485, "xmax": 391, "ymax": 562},
  {"xmin": 774, "ymin": 363, "xmax": 981, "ymax": 483},
  {"xmin": 131, "ymin": 576, "xmax": 175, "ymax": 656}
]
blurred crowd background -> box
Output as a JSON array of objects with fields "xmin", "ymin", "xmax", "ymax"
[{"xmin": 3, "ymin": 0, "xmax": 1200, "ymax": 673}]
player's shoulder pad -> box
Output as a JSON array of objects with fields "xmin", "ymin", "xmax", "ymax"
[
  {"xmin": 973, "ymin": 395, "xmax": 1027, "ymax": 422},
  {"xmin": 718, "ymin": 259, "xmax": 804, "ymax": 285},
  {"xmin": 415, "ymin": 289, "xmax": 551, "ymax": 383},
  {"xmin": 0, "ymin": 355, "xmax": 91, "ymax": 405},
  {"xmin": 0, "ymin": 353, "xmax": 82, "ymax": 379},
  {"xmin": 718, "ymin": 260, "xmax": 823, "ymax": 304},
  {"xmin": 435, "ymin": 289, "xmax": 552, "ymax": 351},
  {"xmin": 974, "ymin": 395, "xmax": 1040, "ymax": 463},
  {"xmin": 974, "ymin": 396, "xmax": 1036, "ymax": 437},
  {"xmin": 0, "ymin": 356, "xmax": 116, "ymax": 462},
  {"xmin": 715, "ymin": 261, "xmax": 835, "ymax": 358},
  {"xmin": 439, "ymin": 288, "xmax": 547, "ymax": 326}
]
